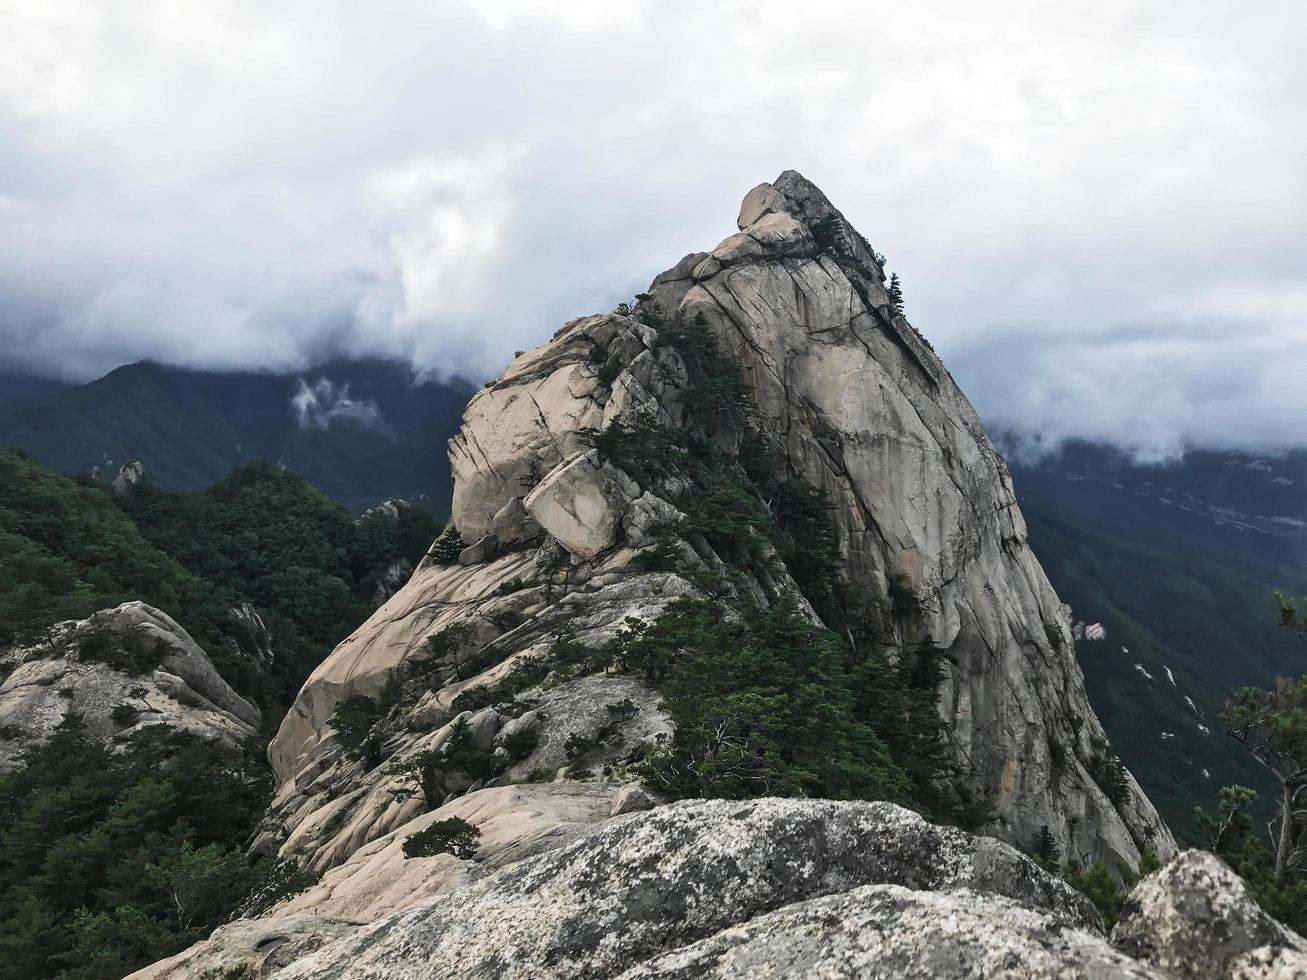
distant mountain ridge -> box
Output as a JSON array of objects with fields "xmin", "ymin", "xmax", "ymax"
[
  {"xmin": 0, "ymin": 359, "xmax": 475, "ymax": 515},
  {"xmin": 1002, "ymin": 435, "xmax": 1307, "ymax": 569}
]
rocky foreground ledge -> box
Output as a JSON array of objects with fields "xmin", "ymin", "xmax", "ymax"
[{"xmin": 135, "ymin": 796, "xmax": 1304, "ymax": 979}]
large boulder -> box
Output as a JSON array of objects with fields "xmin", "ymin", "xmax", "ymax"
[
  {"xmin": 524, "ymin": 449, "xmax": 640, "ymax": 559},
  {"xmin": 1112, "ymin": 850, "xmax": 1307, "ymax": 979},
  {"xmin": 623, "ymin": 885, "xmax": 1159, "ymax": 979}
]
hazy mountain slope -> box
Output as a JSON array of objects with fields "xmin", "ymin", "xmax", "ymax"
[
  {"xmin": 1007, "ymin": 439, "xmax": 1307, "ymax": 571},
  {"xmin": 0, "ymin": 372, "xmax": 69, "ymax": 405},
  {"xmin": 0, "ymin": 360, "xmax": 474, "ymax": 515},
  {"xmin": 1017, "ymin": 494, "xmax": 1307, "ymax": 840}
]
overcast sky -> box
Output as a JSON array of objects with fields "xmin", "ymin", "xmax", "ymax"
[{"xmin": 2, "ymin": 1, "xmax": 1305, "ymax": 459}]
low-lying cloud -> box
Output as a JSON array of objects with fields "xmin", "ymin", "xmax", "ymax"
[
  {"xmin": 1, "ymin": 1, "xmax": 1305, "ymax": 458},
  {"xmin": 291, "ymin": 378, "xmax": 387, "ymax": 433}
]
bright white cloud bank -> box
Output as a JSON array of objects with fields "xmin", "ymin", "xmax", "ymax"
[{"xmin": 1, "ymin": 0, "xmax": 1306, "ymax": 457}]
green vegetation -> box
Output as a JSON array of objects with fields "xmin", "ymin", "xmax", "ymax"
[
  {"xmin": 0, "ymin": 717, "xmax": 315, "ymax": 980},
  {"xmin": 0, "ymin": 450, "xmax": 436, "ymax": 976},
  {"xmin": 428, "ymin": 525, "xmax": 464, "ymax": 564},
  {"xmin": 1225, "ymin": 676, "xmax": 1307, "ymax": 880},
  {"xmin": 1033, "ymin": 825, "xmax": 1060, "ymax": 866},
  {"xmin": 1024, "ymin": 490, "xmax": 1307, "ymax": 934},
  {"xmin": 0, "ymin": 449, "xmax": 206, "ymax": 647},
  {"xmin": 1021, "ymin": 499, "xmax": 1307, "ymax": 839},
  {"xmin": 886, "ymin": 273, "xmax": 905, "ymax": 318},
  {"xmin": 1191, "ymin": 590, "xmax": 1307, "ymax": 931},
  {"xmin": 628, "ymin": 597, "xmax": 951, "ymax": 813},
  {"xmin": 329, "ymin": 695, "xmax": 384, "ymax": 767},
  {"xmin": 1060, "ymin": 851, "xmax": 1161, "ymax": 929},
  {"xmin": 1192, "ymin": 782, "xmax": 1307, "ymax": 934},
  {"xmin": 402, "ymin": 817, "xmax": 481, "ymax": 860},
  {"xmin": 1087, "ymin": 740, "xmax": 1133, "ymax": 808},
  {"xmin": 0, "ymin": 449, "xmax": 437, "ymax": 714},
  {"xmin": 1026, "ymin": 821, "xmax": 1161, "ymax": 929}
]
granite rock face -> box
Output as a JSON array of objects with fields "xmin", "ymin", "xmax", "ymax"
[
  {"xmin": 274, "ymin": 798, "xmax": 1111, "ymax": 980},
  {"xmin": 129, "ymin": 781, "xmax": 621, "ymax": 979},
  {"xmin": 265, "ymin": 170, "xmax": 1168, "ymax": 875},
  {"xmin": 622, "ymin": 885, "xmax": 1158, "ymax": 980},
  {"xmin": 1112, "ymin": 850, "xmax": 1307, "ymax": 979},
  {"xmin": 0, "ymin": 601, "xmax": 260, "ymax": 769}
]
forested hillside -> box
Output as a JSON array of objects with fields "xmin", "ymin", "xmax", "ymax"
[
  {"xmin": 0, "ymin": 450, "xmax": 440, "ymax": 977},
  {"xmin": 0, "ymin": 449, "xmax": 438, "ymax": 714}
]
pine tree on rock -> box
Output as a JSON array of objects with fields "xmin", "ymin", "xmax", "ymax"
[
  {"xmin": 887, "ymin": 273, "xmax": 905, "ymax": 318},
  {"xmin": 429, "ymin": 526, "xmax": 464, "ymax": 565},
  {"xmin": 1034, "ymin": 824, "xmax": 1060, "ymax": 866}
]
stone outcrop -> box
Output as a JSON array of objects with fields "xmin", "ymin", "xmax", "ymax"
[
  {"xmin": 111, "ymin": 459, "xmax": 145, "ymax": 493},
  {"xmin": 131, "ymin": 781, "xmax": 621, "ymax": 979},
  {"xmin": 623, "ymin": 886, "xmax": 1158, "ymax": 979},
  {"xmin": 274, "ymin": 799, "xmax": 1104, "ymax": 980},
  {"xmin": 0, "ymin": 602, "xmax": 260, "ymax": 769},
  {"xmin": 1112, "ymin": 851, "xmax": 1307, "ymax": 979},
  {"xmin": 523, "ymin": 449, "xmax": 639, "ymax": 559},
  {"xmin": 133, "ymin": 799, "xmax": 1303, "ymax": 979}
]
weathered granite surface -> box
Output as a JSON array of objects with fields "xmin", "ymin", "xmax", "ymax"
[{"xmin": 0, "ymin": 601, "xmax": 259, "ymax": 769}]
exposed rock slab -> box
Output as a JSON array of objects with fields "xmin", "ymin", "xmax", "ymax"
[
  {"xmin": 622, "ymin": 884, "xmax": 1160, "ymax": 979},
  {"xmin": 129, "ymin": 782, "xmax": 619, "ymax": 979},
  {"xmin": 1112, "ymin": 850, "xmax": 1307, "ymax": 979},
  {"xmin": 524, "ymin": 449, "xmax": 640, "ymax": 558},
  {"xmin": 275, "ymin": 799, "xmax": 1102, "ymax": 979},
  {"xmin": 0, "ymin": 602, "xmax": 259, "ymax": 769},
  {"xmin": 130, "ymin": 915, "xmax": 354, "ymax": 980}
]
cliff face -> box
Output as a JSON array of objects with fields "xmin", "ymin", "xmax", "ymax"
[{"xmin": 263, "ymin": 171, "xmax": 1170, "ymax": 877}]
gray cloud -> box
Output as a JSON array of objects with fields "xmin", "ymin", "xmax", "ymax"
[{"xmin": 1, "ymin": 1, "xmax": 1305, "ymax": 458}]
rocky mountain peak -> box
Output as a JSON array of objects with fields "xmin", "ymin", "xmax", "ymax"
[
  {"xmin": 125, "ymin": 173, "xmax": 1307, "ymax": 979},
  {"xmin": 245, "ymin": 173, "xmax": 1173, "ymax": 940}
]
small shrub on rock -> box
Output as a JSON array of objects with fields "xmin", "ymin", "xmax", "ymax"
[
  {"xmin": 501, "ymin": 727, "xmax": 538, "ymax": 761},
  {"xmin": 110, "ymin": 703, "xmax": 138, "ymax": 726},
  {"xmin": 78, "ymin": 623, "xmax": 164, "ymax": 675},
  {"xmin": 329, "ymin": 695, "xmax": 381, "ymax": 767},
  {"xmin": 402, "ymin": 817, "xmax": 481, "ymax": 860}
]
